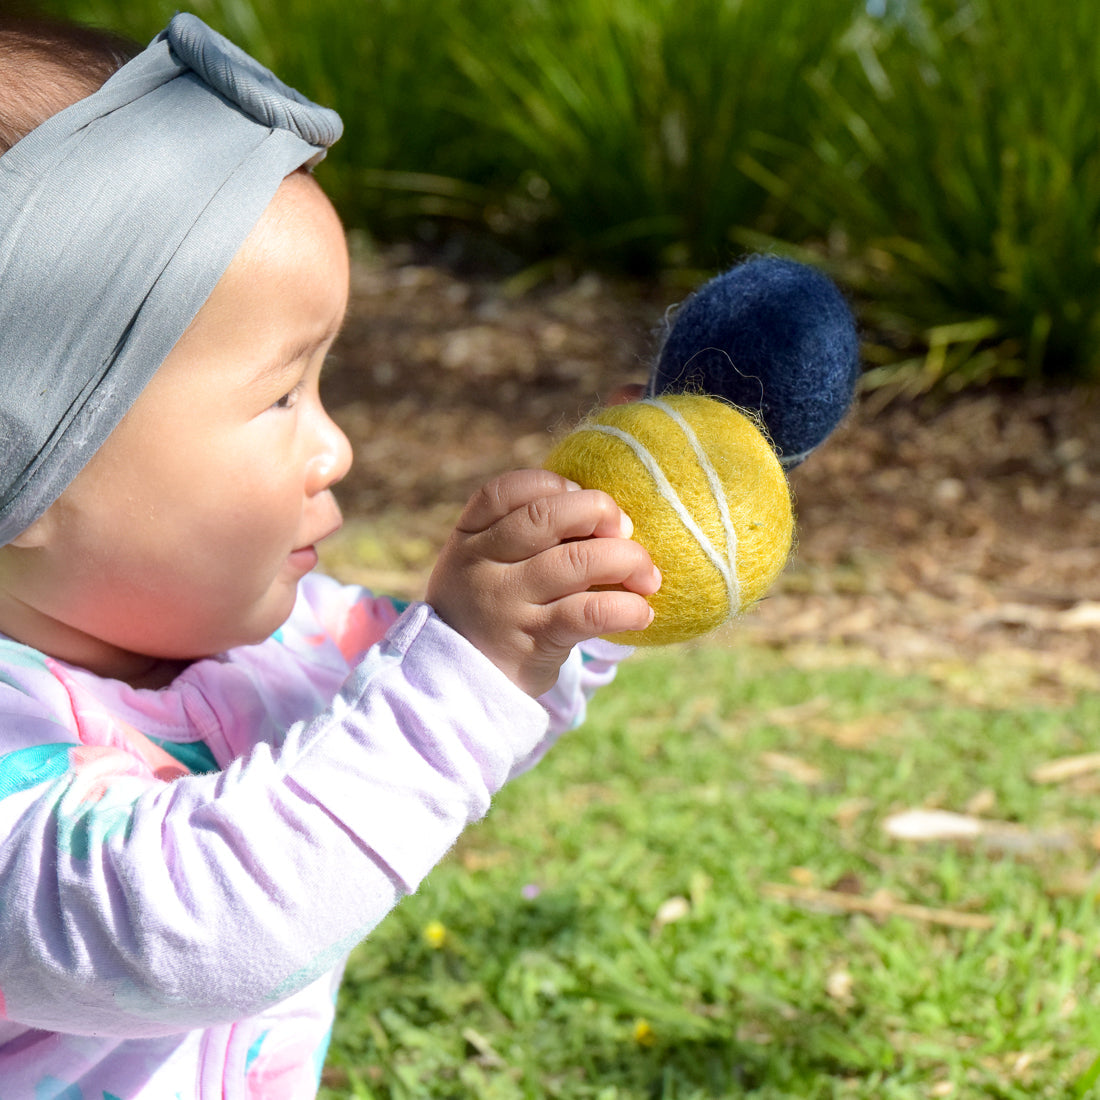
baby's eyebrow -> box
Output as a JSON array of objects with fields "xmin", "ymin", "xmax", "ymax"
[
  {"xmin": 280, "ymin": 322, "xmax": 345, "ymax": 368},
  {"xmin": 249, "ymin": 322, "xmax": 345, "ymax": 387}
]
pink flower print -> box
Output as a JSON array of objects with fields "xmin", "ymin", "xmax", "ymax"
[
  {"xmin": 320, "ymin": 596, "xmax": 398, "ymax": 665},
  {"xmin": 67, "ymin": 745, "xmax": 150, "ymax": 802},
  {"xmin": 56, "ymin": 746, "xmax": 152, "ymax": 861},
  {"xmin": 46, "ymin": 658, "xmax": 189, "ymax": 782},
  {"xmin": 244, "ymin": 1034, "xmax": 327, "ymax": 1100}
]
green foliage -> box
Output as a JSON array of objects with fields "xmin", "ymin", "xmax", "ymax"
[
  {"xmin": 43, "ymin": 0, "xmax": 861, "ymax": 273},
  {"xmin": 798, "ymin": 0, "xmax": 1100, "ymax": 387},
  {"xmin": 37, "ymin": 0, "xmax": 1100, "ymax": 381},
  {"xmin": 442, "ymin": 0, "xmax": 860, "ymax": 272},
  {"xmin": 319, "ymin": 645, "xmax": 1100, "ymax": 1098}
]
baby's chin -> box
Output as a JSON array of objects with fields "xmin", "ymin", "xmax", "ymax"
[
  {"xmin": 125, "ymin": 579, "xmax": 305, "ymax": 665},
  {"xmin": 157, "ymin": 612, "xmax": 297, "ymax": 664}
]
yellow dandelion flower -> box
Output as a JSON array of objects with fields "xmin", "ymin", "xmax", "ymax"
[
  {"xmin": 633, "ymin": 1018, "xmax": 656, "ymax": 1047},
  {"xmin": 422, "ymin": 920, "xmax": 447, "ymax": 949}
]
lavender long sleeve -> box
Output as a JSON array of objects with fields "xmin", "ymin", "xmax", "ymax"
[{"xmin": 0, "ymin": 573, "xmax": 626, "ymax": 1098}]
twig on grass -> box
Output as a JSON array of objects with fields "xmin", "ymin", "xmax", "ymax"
[
  {"xmin": 762, "ymin": 882, "xmax": 998, "ymax": 931},
  {"xmin": 1030, "ymin": 752, "xmax": 1100, "ymax": 785}
]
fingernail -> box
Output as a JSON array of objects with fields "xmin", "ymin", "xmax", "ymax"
[
  {"xmin": 564, "ymin": 479, "xmax": 582, "ymax": 492},
  {"xmin": 619, "ymin": 511, "xmax": 634, "ymax": 538},
  {"xmin": 651, "ymin": 565, "xmax": 662, "ymax": 589},
  {"xmin": 645, "ymin": 605, "xmax": 655, "ymax": 625}
]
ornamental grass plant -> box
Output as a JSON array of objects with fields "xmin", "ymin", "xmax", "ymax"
[
  {"xmin": 796, "ymin": 0, "xmax": 1100, "ymax": 389},
  {"xmin": 46, "ymin": 0, "xmax": 1100, "ymax": 383}
]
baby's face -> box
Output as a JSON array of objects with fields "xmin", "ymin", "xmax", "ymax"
[{"xmin": 3, "ymin": 171, "xmax": 353, "ymax": 680}]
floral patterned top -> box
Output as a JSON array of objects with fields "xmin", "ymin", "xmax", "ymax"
[{"xmin": 0, "ymin": 573, "xmax": 625, "ymax": 1099}]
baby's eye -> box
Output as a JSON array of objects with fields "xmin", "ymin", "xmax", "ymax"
[{"xmin": 272, "ymin": 380, "xmax": 305, "ymax": 410}]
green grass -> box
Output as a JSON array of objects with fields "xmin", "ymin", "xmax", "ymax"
[{"xmin": 319, "ymin": 643, "xmax": 1100, "ymax": 1098}]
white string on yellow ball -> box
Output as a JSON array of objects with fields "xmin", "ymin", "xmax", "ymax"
[{"xmin": 544, "ymin": 394, "xmax": 794, "ymax": 645}]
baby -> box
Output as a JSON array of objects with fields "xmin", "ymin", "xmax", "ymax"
[{"xmin": 0, "ymin": 13, "xmax": 658, "ymax": 1098}]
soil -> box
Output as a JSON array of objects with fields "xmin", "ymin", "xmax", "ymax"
[{"xmin": 320, "ymin": 244, "xmax": 1100, "ymax": 700}]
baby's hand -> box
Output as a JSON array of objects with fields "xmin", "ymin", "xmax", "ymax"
[{"xmin": 426, "ymin": 470, "xmax": 660, "ymax": 696}]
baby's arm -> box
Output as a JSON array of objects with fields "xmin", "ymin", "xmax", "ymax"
[
  {"xmin": 0, "ymin": 611, "xmax": 557, "ymax": 1038},
  {"xmin": 0, "ymin": 473, "xmax": 654, "ymax": 1039},
  {"xmin": 427, "ymin": 469, "xmax": 660, "ymax": 697}
]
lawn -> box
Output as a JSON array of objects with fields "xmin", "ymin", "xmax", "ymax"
[{"xmin": 319, "ymin": 642, "xmax": 1100, "ymax": 1099}]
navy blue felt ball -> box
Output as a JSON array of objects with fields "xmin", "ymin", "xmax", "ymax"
[{"xmin": 651, "ymin": 256, "xmax": 860, "ymax": 468}]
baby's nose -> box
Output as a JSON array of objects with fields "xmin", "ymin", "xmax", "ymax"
[{"xmin": 307, "ymin": 409, "xmax": 352, "ymax": 494}]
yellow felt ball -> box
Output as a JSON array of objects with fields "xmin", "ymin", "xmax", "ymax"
[{"xmin": 544, "ymin": 394, "xmax": 794, "ymax": 645}]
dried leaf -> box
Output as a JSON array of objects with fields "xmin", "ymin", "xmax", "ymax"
[
  {"xmin": 884, "ymin": 809, "xmax": 1075, "ymax": 854},
  {"xmin": 762, "ymin": 696, "xmax": 831, "ymax": 725},
  {"xmin": 651, "ymin": 895, "xmax": 690, "ymax": 936},
  {"xmin": 833, "ymin": 798, "xmax": 873, "ymax": 828},
  {"xmin": 1058, "ymin": 602, "xmax": 1100, "ymax": 630},
  {"xmin": 763, "ymin": 882, "xmax": 996, "ymax": 931},
  {"xmin": 965, "ymin": 788, "xmax": 997, "ymax": 815},
  {"xmin": 883, "ymin": 809, "xmax": 985, "ymax": 841},
  {"xmin": 825, "ymin": 967, "xmax": 854, "ymax": 1004},
  {"xmin": 760, "ymin": 752, "xmax": 823, "ymax": 785},
  {"xmin": 463, "ymin": 1027, "xmax": 505, "ymax": 1067}
]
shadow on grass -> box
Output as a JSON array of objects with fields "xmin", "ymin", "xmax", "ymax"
[
  {"xmin": 331, "ymin": 885, "xmax": 900, "ymax": 1098},
  {"xmin": 562, "ymin": 1002, "xmax": 899, "ymax": 1098}
]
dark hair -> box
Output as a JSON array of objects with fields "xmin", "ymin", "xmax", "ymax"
[{"xmin": 0, "ymin": 10, "xmax": 139, "ymax": 154}]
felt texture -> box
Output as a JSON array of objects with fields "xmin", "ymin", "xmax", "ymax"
[
  {"xmin": 544, "ymin": 394, "xmax": 793, "ymax": 646},
  {"xmin": 651, "ymin": 255, "xmax": 860, "ymax": 468},
  {"xmin": 0, "ymin": 14, "xmax": 342, "ymax": 544}
]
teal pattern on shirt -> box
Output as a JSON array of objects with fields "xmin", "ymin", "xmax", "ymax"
[{"xmin": 147, "ymin": 736, "xmax": 219, "ymax": 775}]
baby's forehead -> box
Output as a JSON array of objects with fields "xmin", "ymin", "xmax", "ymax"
[
  {"xmin": 156, "ymin": 174, "xmax": 349, "ymax": 400},
  {"xmin": 202, "ymin": 172, "xmax": 347, "ymax": 309}
]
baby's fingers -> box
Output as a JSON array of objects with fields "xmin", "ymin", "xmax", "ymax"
[
  {"xmin": 542, "ymin": 588, "xmax": 656, "ymax": 644},
  {"xmin": 455, "ymin": 470, "xmax": 581, "ymax": 536},
  {"xmin": 528, "ymin": 535, "xmax": 661, "ymax": 603},
  {"xmin": 458, "ymin": 470, "xmax": 632, "ymax": 563}
]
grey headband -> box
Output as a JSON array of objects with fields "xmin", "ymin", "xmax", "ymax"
[{"xmin": 0, "ymin": 13, "xmax": 343, "ymax": 544}]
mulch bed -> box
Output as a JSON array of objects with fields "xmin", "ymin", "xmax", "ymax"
[{"xmin": 322, "ymin": 246, "xmax": 1100, "ymax": 695}]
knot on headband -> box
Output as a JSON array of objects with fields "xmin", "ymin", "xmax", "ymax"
[
  {"xmin": 0, "ymin": 14, "xmax": 343, "ymax": 545},
  {"xmin": 167, "ymin": 14, "xmax": 340, "ymax": 149}
]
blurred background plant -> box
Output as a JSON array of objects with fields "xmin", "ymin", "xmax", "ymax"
[
  {"xmin": 793, "ymin": 0, "xmax": 1100, "ymax": 392},
  {"xmin": 42, "ymin": 0, "xmax": 1100, "ymax": 388}
]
